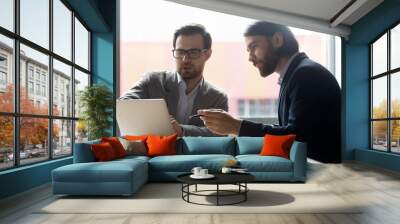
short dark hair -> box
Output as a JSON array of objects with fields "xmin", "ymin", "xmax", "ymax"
[
  {"xmin": 173, "ymin": 24, "xmax": 212, "ymax": 50},
  {"xmin": 244, "ymin": 21, "xmax": 299, "ymax": 57}
]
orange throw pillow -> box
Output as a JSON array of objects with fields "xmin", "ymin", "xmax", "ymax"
[
  {"xmin": 259, "ymin": 134, "xmax": 296, "ymax": 159},
  {"xmin": 146, "ymin": 134, "xmax": 177, "ymax": 157},
  {"xmin": 124, "ymin": 135, "xmax": 148, "ymax": 142},
  {"xmin": 101, "ymin": 137, "xmax": 127, "ymax": 158},
  {"xmin": 91, "ymin": 142, "xmax": 117, "ymax": 161}
]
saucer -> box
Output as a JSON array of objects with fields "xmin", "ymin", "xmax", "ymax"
[{"xmin": 190, "ymin": 174, "xmax": 215, "ymax": 179}]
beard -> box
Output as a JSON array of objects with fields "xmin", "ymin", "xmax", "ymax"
[
  {"xmin": 178, "ymin": 64, "xmax": 202, "ymax": 80},
  {"xmin": 259, "ymin": 48, "xmax": 279, "ymax": 77}
]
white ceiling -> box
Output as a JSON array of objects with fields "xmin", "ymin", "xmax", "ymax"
[{"xmin": 165, "ymin": 0, "xmax": 384, "ymax": 38}]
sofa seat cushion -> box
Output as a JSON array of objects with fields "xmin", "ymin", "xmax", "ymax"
[
  {"xmin": 149, "ymin": 154, "xmax": 235, "ymax": 172},
  {"xmin": 236, "ymin": 155, "xmax": 293, "ymax": 172},
  {"xmin": 178, "ymin": 137, "xmax": 236, "ymax": 155},
  {"xmin": 53, "ymin": 159, "xmax": 147, "ymax": 183}
]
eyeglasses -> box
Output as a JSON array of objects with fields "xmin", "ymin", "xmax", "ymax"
[{"xmin": 172, "ymin": 48, "xmax": 207, "ymax": 59}]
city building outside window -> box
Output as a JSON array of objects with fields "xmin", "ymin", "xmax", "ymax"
[
  {"xmin": 370, "ymin": 23, "xmax": 400, "ymax": 154},
  {"xmin": 0, "ymin": 0, "xmax": 91, "ymax": 170}
]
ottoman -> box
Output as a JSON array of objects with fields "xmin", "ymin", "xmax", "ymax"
[{"xmin": 52, "ymin": 157, "xmax": 148, "ymax": 196}]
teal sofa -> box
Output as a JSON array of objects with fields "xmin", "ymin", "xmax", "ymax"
[{"xmin": 52, "ymin": 137, "xmax": 307, "ymax": 196}]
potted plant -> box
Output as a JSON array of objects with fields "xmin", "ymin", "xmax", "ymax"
[{"xmin": 79, "ymin": 84, "xmax": 114, "ymax": 140}]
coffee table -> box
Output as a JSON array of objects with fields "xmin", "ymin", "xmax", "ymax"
[{"xmin": 177, "ymin": 172, "xmax": 255, "ymax": 206}]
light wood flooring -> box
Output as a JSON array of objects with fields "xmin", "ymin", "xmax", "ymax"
[{"xmin": 1, "ymin": 161, "xmax": 400, "ymax": 224}]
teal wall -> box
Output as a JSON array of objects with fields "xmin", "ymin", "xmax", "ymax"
[
  {"xmin": 0, "ymin": 0, "xmax": 116, "ymax": 200},
  {"xmin": 344, "ymin": 0, "xmax": 400, "ymax": 170},
  {"xmin": 0, "ymin": 158, "xmax": 72, "ymax": 199}
]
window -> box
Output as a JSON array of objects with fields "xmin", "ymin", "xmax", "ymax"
[
  {"xmin": 28, "ymin": 81, "xmax": 34, "ymax": 94},
  {"xmin": 42, "ymin": 85, "xmax": 46, "ymax": 97},
  {"xmin": 35, "ymin": 70, "xmax": 41, "ymax": 81},
  {"xmin": 28, "ymin": 67, "xmax": 34, "ymax": 80},
  {"xmin": 370, "ymin": 23, "xmax": 400, "ymax": 154},
  {"xmin": 0, "ymin": 34, "xmax": 13, "ymax": 113},
  {"xmin": 75, "ymin": 18, "xmax": 89, "ymax": 70},
  {"xmin": 0, "ymin": 54, "xmax": 8, "ymax": 88},
  {"xmin": 36, "ymin": 83, "xmax": 40, "ymax": 95},
  {"xmin": 0, "ymin": 71, "xmax": 6, "ymax": 85},
  {"xmin": 119, "ymin": 0, "xmax": 340, "ymax": 121},
  {"xmin": 0, "ymin": 54, "xmax": 7, "ymax": 67},
  {"xmin": 0, "ymin": 0, "xmax": 91, "ymax": 170},
  {"xmin": 237, "ymin": 99, "xmax": 278, "ymax": 117},
  {"xmin": 0, "ymin": 0, "xmax": 14, "ymax": 32}
]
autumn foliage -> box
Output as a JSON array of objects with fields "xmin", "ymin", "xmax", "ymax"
[
  {"xmin": 372, "ymin": 99, "xmax": 400, "ymax": 142},
  {"xmin": 0, "ymin": 84, "xmax": 59, "ymax": 151}
]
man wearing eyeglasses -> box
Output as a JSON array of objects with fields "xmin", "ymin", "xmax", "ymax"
[{"xmin": 120, "ymin": 24, "xmax": 228, "ymax": 137}]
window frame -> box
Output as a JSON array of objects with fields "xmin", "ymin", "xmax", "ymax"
[
  {"xmin": 0, "ymin": 0, "xmax": 92, "ymax": 171},
  {"xmin": 370, "ymin": 20, "xmax": 400, "ymax": 154}
]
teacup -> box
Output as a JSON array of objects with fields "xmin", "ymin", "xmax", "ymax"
[
  {"xmin": 191, "ymin": 167, "xmax": 202, "ymax": 176},
  {"xmin": 221, "ymin": 167, "xmax": 232, "ymax": 173},
  {"xmin": 199, "ymin": 168, "xmax": 208, "ymax": 176}
]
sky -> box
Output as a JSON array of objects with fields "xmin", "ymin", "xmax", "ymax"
[{"xmin": 0, "ymin": 0, "xmax": 88, "ymax": 71}]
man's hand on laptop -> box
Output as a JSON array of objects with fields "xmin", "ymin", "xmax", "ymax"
[{"xmin": 170, "ymin": 116, "xmax": 183, "ymax": 137}]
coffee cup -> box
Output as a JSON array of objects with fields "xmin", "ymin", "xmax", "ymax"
[
  {"xmin": 191, "ymin": 167, "xmax": 202, "ymax": 176},
  {"xmin": 221, "ymin": 167, "xmax": 232, "ymax": 173},
  {"xmin": 199, "ymin": 168, "xmax": 208, "ymax": 176}
]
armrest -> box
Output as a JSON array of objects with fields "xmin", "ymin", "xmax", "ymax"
[
  {"xmin": 73, "ymin": 140, "xmax": 100, "ymax": 163},
  {"xmin": 289, "ymin": 141, "xmax": 307, "ymax": 181}
]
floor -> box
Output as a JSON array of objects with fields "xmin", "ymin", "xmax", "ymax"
[{"xmin": 0, "ymin": 161, "xmax": 400, "ymax": 224}]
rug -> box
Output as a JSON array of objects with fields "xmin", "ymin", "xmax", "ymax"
[{"xmin": 37, "ymin": 183, "xmax": 362, "ymax": 214}]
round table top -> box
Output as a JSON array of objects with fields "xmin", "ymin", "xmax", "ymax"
[{"xmin": 177, "ymin": 172, "xmax": 255, "ymax": 185}]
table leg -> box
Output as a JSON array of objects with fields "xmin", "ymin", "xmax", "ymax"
[
  {"xmin": 245, "ymin": 183, "xmax": 247, "ymax": 201},
  {"xmin": 217, "ymin": 184, "xmax": 219, "ymax": 206}
]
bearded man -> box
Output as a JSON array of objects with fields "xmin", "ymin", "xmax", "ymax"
[{"xmin": 198, "ymin": 21, "xmax": 341, "ymax": 163}]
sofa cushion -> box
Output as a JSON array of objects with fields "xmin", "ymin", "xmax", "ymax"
[
  {"xmin": 148, "ymin": 154, "xmax": 235, "ymax": 172},
  {"xmin": 236, "ymin": 155, "xmax": 293, "ymax": 172},
  {"xmin": 236, "ymin": 137, "xmax": 263, "ymax": 155},
  {"xmin": 260, "ymin": 134, "xmax": 296, "ymax": 159},
  {"xmin": 147, "ymin": 134, "xmax": 177, "ymax": 157},
  {"xmin": 53, "ymin": 158, "xmax": 147, "ymax": 183},
  {"xmin": 74, "ymin": 140, "xmax": 100, "ymax": 163},
  {"xmin": 178, "ymin": 137, "xmax": 235, "ymax": 155},
  {"xmin": 118, "ymin": 138, "xmax": 147, "ymax": 156},
  {"xmin": 101, "ymin": 137, "xmax": 127, "ymax": 158},
  {"xmin": 91, "ymin": 142, "xmax": 118, "ymax": 161}
]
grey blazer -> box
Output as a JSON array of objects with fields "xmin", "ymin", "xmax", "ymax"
[{"xmin": 119, "ymin": 71, "xmax": 228, "ymax": 136}]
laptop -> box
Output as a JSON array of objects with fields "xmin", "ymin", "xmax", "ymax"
[{"xmin": 116, "ymin": 99, "xmax": 175, "ymax": 136}]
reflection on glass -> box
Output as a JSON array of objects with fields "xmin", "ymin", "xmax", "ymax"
[
  {"xmin": 0, "ymin": 34, "xmax": 14, "ymax": 112},
  {"xmin": 391, "ymin": 72, "xmax": 400, "ymax": 118},
  {"xmin": 53, "ymin": 59, "xmax": 72, "ymax": 117},
  {"xmin": 75, "ymin": 120, "xmax": 88, "ymax": 143},
  {"xmin": 391, "ymin": 120, "xmax": 400, "ymax": 153},
  {"xmin": 372, "ymin": 121, "xmax": 388, "ymax": 151},
  {"xmin": 0, "ymin": 0, "xmax": 14, "ymax": 31},
  {"xmin": 53, "ymin": 119, "xmax": 72, "ymax": 158},
  {"xmin": 20, "ymin": 44, "xmax": 49, "ymax": 115},
  {"xmin": 391, "ymin": 24, "xmax": 400, "ymax": 70},
  {"xmin": 20, "ymin": 0, "xmax": 49, "ymax": 49},
  {"xmin": 20, "ymin": 117, "xmax": 49, "ymax": 165},
  {"xmin": 74, "ymin": 69, "xmax": 89, "ymax": 118},
  {"xmin": 372, "ymin": 34, "xmax": 387, "ymax": 76},
  {"xmin": 53, "ymin": 0, "xmax": 72, "ymax": 60},
  {"xmin": 74, "ymin": 18, "xmax": 89, "ymax": 70},
  {"xmin": 0, "ymin": 116, "xmax": 14, "ymax": 170},
  {"xmin": 372, "ymin": 77, "xmax": 387, "ymax": 119}
]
